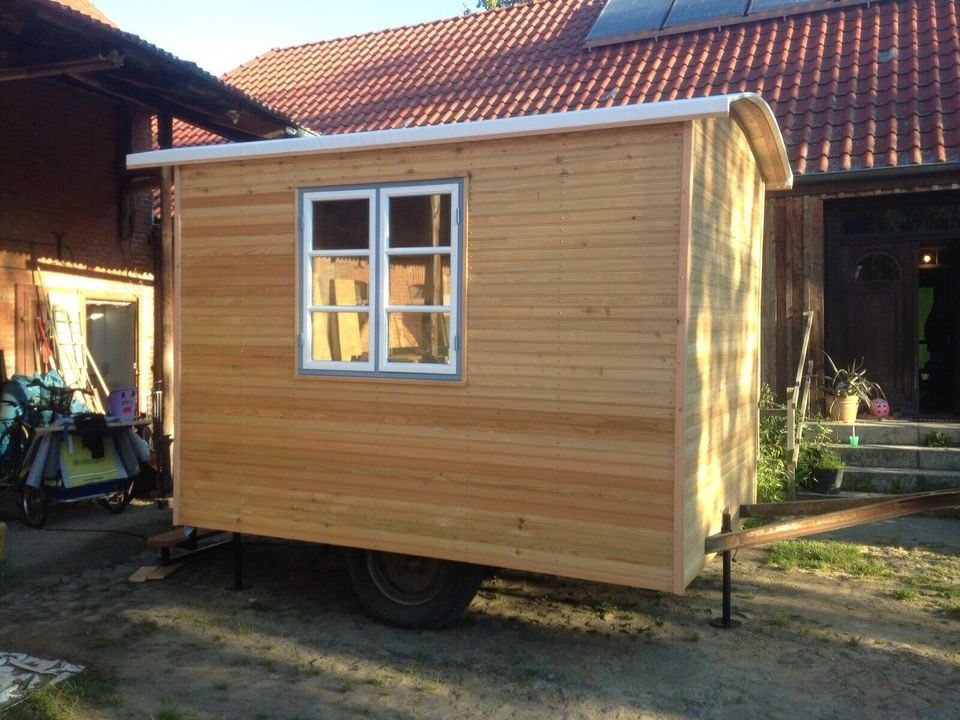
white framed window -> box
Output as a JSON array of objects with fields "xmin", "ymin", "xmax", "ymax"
[{"xmin": 299, "ymin": 180, "xmax": 462, "ymax": 379}]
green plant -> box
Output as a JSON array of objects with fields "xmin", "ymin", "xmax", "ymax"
[
  {"xmin": 758, "ymin": 384, "xmax": 837, "ymax": 499},
  {"xmin": 5, "ymin": 670, "xmax": 119, "ymax": 720},
  {"xmin": 923, "ymin": 431, "xmax": 957, "ymax": 448},
  {"xmin": 811, "ymin": 447, "xmax": 846, "ymax": 471},
  {"xmin": 819, "ymin": 351, "xmax": 883, "ymax": 404},
  {"xmin": 152, "ymin": 706, "xmax": 184, "ymax": 720},
  {"xmin": 758, "ymin": 385, "xmax": 788, "ymax": 502}
]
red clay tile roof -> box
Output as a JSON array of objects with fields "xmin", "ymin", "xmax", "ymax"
[
  {"xmin": 49, "ymin": 0, "xmax": 116, "ymax": 27},
  {"xmin": 22, "ymin": 0, "xmax": 300, "ymax": 140},
  {"xmin": 207, "ymin": 0, "xmax": 960, "ymax": 177}
]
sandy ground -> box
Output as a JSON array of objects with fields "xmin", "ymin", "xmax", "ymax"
[{"xmin": 0, "ymin": 500, "xmax": 958, "ymax": 720}]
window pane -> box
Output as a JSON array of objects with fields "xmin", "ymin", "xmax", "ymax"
[
  {"xmin": 312, "ymin": 198, "xmax": 369, "ymax": 251},
  {"xmin": 854, "ymin": 253, "xmax": 900, "ymax": 282},
  {"xmin": 311, "ymin": 257, "xmax": 369, "ymax": 306},
  {"xmin": 388, "ymin": 194, "xmax": 451, "ymax": 248},
  {"xmin": 386, "ymin": 312, "xmax": 450, "ymax": 364},
  {"xmin": 311, "ymin": 311, "xmax": 369, "ymax": 362},
  {"xmin": 388, "ymin": 254, "xmax": 451, "ymax": 306}
]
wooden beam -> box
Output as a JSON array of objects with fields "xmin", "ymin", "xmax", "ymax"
[
  {"xmin": 706, "ymin": 490, "xmax": 960, "ymax": 553},
  {"xmin": 61, "ymin": 74, "xmax": 269, "ymax": 143},
  {"xmin": 0, "ymin": 51, "xmax": 123, "ymax": 82},
  {"xmin": 157, "ymin": 113, "xmax": 175, "ymax": 451}
]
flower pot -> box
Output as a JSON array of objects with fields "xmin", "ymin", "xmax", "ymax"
[
  {"xmin": 826, "ymin": 394, "xmax": 859, "ymax": 423},
  {"xmin": 812, "ymin": 468, "xmax": 844, "ymax": 494}
]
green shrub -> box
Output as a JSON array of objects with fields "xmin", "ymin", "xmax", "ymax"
[
  {"xmin": 923, "ymin": 431, "xmax": 957, "ymax": 448},
  {"xmin": 758, "ymin": 384, "xmax": 836, "ymax": 500}
]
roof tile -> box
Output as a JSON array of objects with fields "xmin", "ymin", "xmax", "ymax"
[{"xmin": 182, "ymin": 0, "xmax": 960, "ymax": 175}]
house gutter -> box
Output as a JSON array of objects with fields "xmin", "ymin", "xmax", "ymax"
[
  {"xmin": 127, "ymin": 93, "xmax": 792, "ymax": 190},
  {"xmin": 785, "ymin": 161, "xmax": 960, "ymax": 193}
]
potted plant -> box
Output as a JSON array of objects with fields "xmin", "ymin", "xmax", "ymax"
[
  {"xmin": 819, "ymin": 352, "xmax": 884, "ymax": 423},
  {"xmin": 810, "ymin": 447, "xmax": 846, "ymax": 494}
]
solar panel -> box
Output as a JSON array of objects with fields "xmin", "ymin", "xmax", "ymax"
[
  {"xmin": 665, "ymin": 0, "xmax": 746, "ymax": 28},
  {"xmin": 748, "ymin": 0, "xmax": 823, "ymax": 12},
  {"xmin": 585, "ymin": 0, "xmax": 674, "ymax": 47}
]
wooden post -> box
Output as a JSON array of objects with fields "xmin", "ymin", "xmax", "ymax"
[{"xmin": 157, "ymin": 113, "xmax": 175, "ymax": 493}]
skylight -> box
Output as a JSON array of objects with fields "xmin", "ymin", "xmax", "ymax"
[{"xmin": 585, "ymin": 0, "xmax": 875, "ymax": 48}]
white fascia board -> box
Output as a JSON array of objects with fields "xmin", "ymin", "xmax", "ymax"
[{"xmin": 127, "ymin": 93, "xmax": 790, "ymax": 184}]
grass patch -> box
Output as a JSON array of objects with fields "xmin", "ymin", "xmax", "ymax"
[
  {"xmin": 126, "ymin": 618, "xmax": 161, "ymax": 640},
  {"xmin": 3, "ymin": 669, "xmax": 118, "ymax": 720},
  {"xmin": 768, "ymin": 540, "xmax": 888, "ymax": 577},
  {"xmin": 769, "ymin": 614, "xmax": 789, "ymax": 627},
  {"xmin": 904, "ymin": 573, "xmax": 960, "ymax": 599},
  {"xmin": 892, "ymin": 587, "xmax": 919, "ymax": 601},
  {"xmin": 152, "ymin": 706, "xmax": 184, "ymax": 720}
]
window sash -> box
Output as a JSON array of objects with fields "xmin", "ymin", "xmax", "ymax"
[
  {"xmin": 300, "ymin": 182, "xmax": 461, "ymax": 378},
  {"xmin": 301, "ymin": 188, "xmax": 376, "ymax": 372},
  {"xmin": 378, "ymin": 184, "xmax": 459, "ymax": 376}
]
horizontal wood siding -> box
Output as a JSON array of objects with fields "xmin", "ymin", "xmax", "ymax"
[
  {"xmin": 175, "ymin": 126, "xmax": 684, "ymax": 590},
  {"xmin": 681, "ymin": 118, "xmax": 764, "ymax": 586}
]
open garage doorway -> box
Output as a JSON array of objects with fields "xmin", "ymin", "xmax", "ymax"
[{"xmin": 85, "ymin": 298, "xmax": 138, "ymax": 410}]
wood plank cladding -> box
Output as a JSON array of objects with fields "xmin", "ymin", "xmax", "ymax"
[
  {"xmin": 173, "ymin": 118, "xmax": 764, "ymax": 593},
  {"xmin": 680, "ymin": 119, "xmax": 765, "ymax": 588}
]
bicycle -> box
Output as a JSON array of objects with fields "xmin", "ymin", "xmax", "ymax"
[{"xmin": 1, "ymin": 379, "xmax": 138, "ymax": 528}]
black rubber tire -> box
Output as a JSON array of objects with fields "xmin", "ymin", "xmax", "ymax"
[
  {"xmin": 98, "ymin": 477, "xmax": 136, "ymax": 515},
  {"xmin": 20, "ymin": 482, "xmax": 48, "ymax": 529},
  {"xmin": 347, "ymin": 550, "xmax": 485, "ymax": 629},
  {"xmin": 0, "ymin": 424, "xmax": 28, "ymax": 484}
]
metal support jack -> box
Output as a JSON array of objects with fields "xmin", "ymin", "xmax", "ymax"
[
  {"xmin": 710, "ymin": 512, "xmax": 741, "ymax": 629},
  {"xmin": 233, "ymin": 532, "xmax": 244, "ymax": 591},
  {"xmin": 705, "ymin": 489, "xmax": 960, "ymax": 629}
]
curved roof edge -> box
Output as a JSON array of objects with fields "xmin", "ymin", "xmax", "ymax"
[
  {"xmin": 729, "ymin": 94, "xmax": 793, "ymax": 191},
  {"xmin": 128, "ymin": 93, "xmax": 792, "ymax": 190}
]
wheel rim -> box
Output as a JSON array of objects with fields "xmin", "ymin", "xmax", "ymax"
[
  {"xmin": 366, "ymin": 552, "xmax": 448, "ymax": 606},
  {"xmin": 22, "ymin": 486, "xmax": 44, "ymax": 523}
]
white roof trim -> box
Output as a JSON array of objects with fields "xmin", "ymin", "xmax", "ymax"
[{"xmin": 128, "ymin": 93, "xmax": 792, "ymax": 188}]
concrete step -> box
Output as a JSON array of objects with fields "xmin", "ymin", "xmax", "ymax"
[
  {"xmin": 823, "ymin": 420, "xmax": 960, "ymax": 446},
  {"xmin": 840, "ymin": 466, "xmax": 960, "ymax": 494},
  {"xmin": 831, "ymin": 443, "xmax": 960, "ymax": 470}
]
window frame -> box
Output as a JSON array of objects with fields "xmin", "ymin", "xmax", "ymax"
[{"xmin": 298, "ymin": 179, "xmax": 463, "ymax": 380}]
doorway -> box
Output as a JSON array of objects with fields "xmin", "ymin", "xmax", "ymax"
[
  {"xmin": 825, "ymin": 190, "xmax": 960, "ymax": 417},
  {"xmin": 918, "ymin": 242, "xmax": 959, "ymax": 415},
  {"xmin": 85, "ymin": 299, "xmax": 138, "ymax": 409}
]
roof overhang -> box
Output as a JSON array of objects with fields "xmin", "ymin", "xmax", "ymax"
[
  {"xmin": 128, "ymin": 93, "xmax": 793, "ymax": 190},
  {"xmin": 1, "ymin": 0, "xmax": 304, "ymax": 141}
]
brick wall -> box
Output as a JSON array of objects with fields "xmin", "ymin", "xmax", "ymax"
[
  {"xmin": 0, "ymin": 79, "xmax": 154, "ymax": 272},
  {"xmin": 0, "ymin": 79, "xmax": 156, "ymax": 390}
]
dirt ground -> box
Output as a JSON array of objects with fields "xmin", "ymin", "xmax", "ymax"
[{"xmin": 1, "ymin": 501, "xmax": 958, "ymax": 720}]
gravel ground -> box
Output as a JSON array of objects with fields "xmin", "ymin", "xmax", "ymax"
[{"xmin": 1, "ymin": 501, "xmax": 958, "ymax": 719}]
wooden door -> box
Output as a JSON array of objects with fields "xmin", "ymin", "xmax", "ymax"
[
  {"xmin": 826, "ymin": 241, "xmax": 917, "ymax": 413},
  {"xmin": 14, "ymin": 284, "xmax": 38, "ymax": 376}
]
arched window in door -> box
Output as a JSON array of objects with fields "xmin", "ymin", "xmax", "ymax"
[{"xmin": 854, "ymin": 252, "xmax": 900, "ymax": 282}]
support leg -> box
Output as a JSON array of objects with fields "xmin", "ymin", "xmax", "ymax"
[{"xmin": 711, "ymin": 512, "xmax": 741, "ymax": 629}]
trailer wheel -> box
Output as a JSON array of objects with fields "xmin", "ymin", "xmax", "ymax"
[
  {"xmin": 348, "ymin": 550, "xmax": 485, "ymax": 629},
  {"xmin": 98, "ymin": 477, "xmax": 136, "ymax": 514}
]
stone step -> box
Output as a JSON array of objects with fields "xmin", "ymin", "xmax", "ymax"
[
  {"xmin": 840, "ymin": 466, "xmax": 960, "ymax": 494},
  {"xmin": 823, "ymin": 419, "xmax": 960, "ymax": 446},
  {"xmin": 830, "ymin": 443, "xmax": 960, "ymax": 470}
]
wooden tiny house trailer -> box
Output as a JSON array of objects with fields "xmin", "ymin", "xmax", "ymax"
[{"xmin": 129, "ymin": 94, "xmax": 791, "ymax": 622}]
